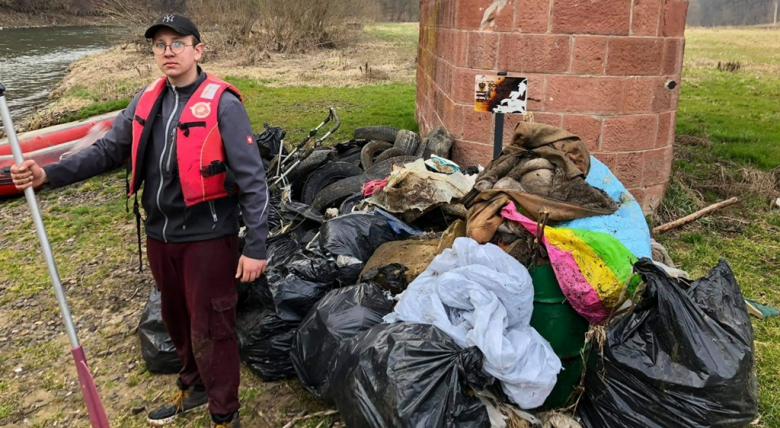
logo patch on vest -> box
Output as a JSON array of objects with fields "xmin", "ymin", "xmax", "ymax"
[
  {"xmin": 246, "ymin": 136, "xmax": 254, "ymax": 145},
  {"xmin": 200, "ymin": 83, "xmax": 221, "ymax": 100},
  {"xmin": 190, "ymin": 102, "xmax": 211, "ymax": 119}
]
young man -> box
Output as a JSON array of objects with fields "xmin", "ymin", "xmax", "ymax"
[{"xmin": 10, "ymin": 14, "xmax": 268, "ymax": 428}]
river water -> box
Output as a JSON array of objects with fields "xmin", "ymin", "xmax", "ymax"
[{"xmin": 0, "ymin": 26, "xmax": 125, "ymax": 124}]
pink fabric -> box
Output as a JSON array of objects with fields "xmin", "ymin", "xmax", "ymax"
[
  {"xmin": 501, "ymin": 203, "xmax": 610, "ymax": 324},
  {"xmin": 363, "ymin": 178, "xmax": 389, "ymax": 196}
]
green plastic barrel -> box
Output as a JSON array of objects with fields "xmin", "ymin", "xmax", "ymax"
[{"xmin": 528, "ymin": 262, "xmax": 590, "ymax": 409}]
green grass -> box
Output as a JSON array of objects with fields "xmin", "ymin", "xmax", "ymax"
[
  {"xmin": 656, "ymin": 26, "xmax": 780, "ymax": 428},
  {"xmin": 364, "ymin": 22, "xmax": 420, "ymax": 47},
  {"xmin": 678, "ymin": 27, "xmax": 780, "ymax": 169},
  {"xmin": 226, "ymin": 79, "xmax": 418, "ymax": 141},
  {"xmin": 60, "ymin": 98, "xmax": 130, "ymax": 123},
  {"xmin": 676, "ymin": 67, "xmax": 780, "ymax": 168}
]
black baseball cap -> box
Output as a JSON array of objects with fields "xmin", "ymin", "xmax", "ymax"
[{"xmin": 144, "ymin": 14, "xmax": 201, "ymax": 42}]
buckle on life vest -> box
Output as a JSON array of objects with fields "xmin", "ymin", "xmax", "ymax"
[{"xmin": 200, "ymin": 160, "xmax": 227, "ymax": 177}]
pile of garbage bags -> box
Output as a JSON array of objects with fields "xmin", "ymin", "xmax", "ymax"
[{"xmin": 137, "ymin": 120, "xmax": 758, "ymax": 428}]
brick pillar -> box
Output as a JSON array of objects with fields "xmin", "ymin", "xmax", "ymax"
[{"xmin": 416, "ymin": 0, "xmax": 689, "ymax": 214}]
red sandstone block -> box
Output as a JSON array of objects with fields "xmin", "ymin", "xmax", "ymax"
[
  {"xmin": 468, "ymin": 32, "xmax": 500, "ymax": 69},
  {"xmin": 613, "ymin": 151, "xmax": 644, "ymax": 188},
  {"xmin": 435, "ymin": 58, "xmax": 454, "ymax": 95},
  {"xmin": 643, "ymin": 147, "xmax": 673, "ymax": 186},
  {"xmin": 601, "ymin": 114, "xmax": 658, "ymax": 152},
  {"xmin": 623, "ymin": 77, "xmax": 656, "ymax": 113},
  {"xmin": 515, "ymin": 0, "xmax": 552, "ymax": 33},
  {"xmin": 656, "ymin": 111, "xmax": 673, "ymax": 148},
  {"xmin": 607, "ymin": 37, "xmax": 664, "ymax": 76},
  {"xmin": 593, "ymin": 153, "xmax": 617, "ymax": 171},
  {"xmin": 463, "ymin": 108, "xmax": 494, "ymax": 142},
  {"xmin": 661, "ymin": 0, "xmax": 688, "ymax": 37},
  {"xmin": 563, "ymin": 115, "xmax": 602, "ymax": 152},
  {"xmin": 662, "ymin": 38, "xmax": 685, "ymax": 76},
  {"xmin": 453, "ymin": 140, "xmax": 494, "ymax": 167},
  {"xmin": 642, "ymin": 182, "xmax": 669, "ymax": 213},
  {"xmin": 443, "ymin": 98, "xmax": 463, "ymax": 138},
  {"xmin": 498, "ymin": 34, "xmax": 571, "ymax": 73},
  {"xmin": 652, "ymin": 76, "xmax": 680, "ymax": 112},
  {"xmin": 571, "ymin": 36, "xmax": 608, "ymax": 75},
  {"xmin": 629, "ymin": 188, "xmax": 645, "ymax": 206},
  {"xmin": 552, "ymin": 0, "xmax": 631, "ymax": 35},
  {"xmin": 545, "ymin": 76, "xmax": 625, "ymax": 114},
  {"xmin": 632, "ymin": 0, "xmax": 661, "ymax": 36},
  {"xmin": 531, "ymin": 112, "xmax": 563, "ymax": 127},
  {"xmin": 438, "ymin": 0, "xmax": 457, "ymax": 28},
  {"xmin": 456, "ymin": 0, "xmax": 513, "ymax": 30},
  {"xmin": 453, "ymin": 30, "xmax": 469, "ymax": 67}
]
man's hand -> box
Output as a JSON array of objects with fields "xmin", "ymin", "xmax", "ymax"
[
  {"xmin": 235, "ymin": 255, "xmax": 267, "ymax": 283},
  {"xmin": 10, "ymin": 160, "xmax": 47, "ymax": 191}
]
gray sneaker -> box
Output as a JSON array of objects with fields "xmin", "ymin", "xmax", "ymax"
[{"xmin": 146, "ymin": 385, "xmax": 208, "ymax": 426}]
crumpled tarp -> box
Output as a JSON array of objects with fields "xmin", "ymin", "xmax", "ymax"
[
  {"xmin": 465, "ymin": 123, "xmax": 617, "ymax": 243},
  {"xmin": 367, "ymin": 159, "xmax": 475, "ymax": 222},
  {"xmin": 385, "ymin": 237, "xmax": 561, "ymax": 409},
  {"xmin": 559, "ymin": 157, "xmax": 651, "ymax": 259},
  {"xmin": 502, "ymin": 204, "xmax": 640, "ymax": 325}
]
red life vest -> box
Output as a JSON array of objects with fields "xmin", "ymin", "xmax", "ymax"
[{"xmin": 128, "ymin": 74, "xmax": 244, "ymax": 207}]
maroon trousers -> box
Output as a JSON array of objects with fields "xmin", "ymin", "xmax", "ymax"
[{"xmin": 146, "ymin": 236, "xmax": 240, "ymax": 417}]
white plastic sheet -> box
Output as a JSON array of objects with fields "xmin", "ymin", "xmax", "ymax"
[{"xmin": 385, "ymin": 237, "xmax": 562, "ymax": 409}]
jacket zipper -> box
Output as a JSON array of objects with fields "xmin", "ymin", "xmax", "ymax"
[
  {"xmin": 165, "ymin": 123, "xmax": 177, "ymax": 172},
  {"xmin": 208, "ymin": 200, "xmax": 218, "ymax": 229},
  {"xmin": 157, "ymin": 85, "xmax": 179, "ymax": 242}
]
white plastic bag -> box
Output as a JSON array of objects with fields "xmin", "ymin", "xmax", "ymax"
[{"xmin": 385, "ymin": 238, "xmax": 562, "ymax": 408}]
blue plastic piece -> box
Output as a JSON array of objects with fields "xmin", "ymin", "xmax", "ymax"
[{"xmin": 559, "ymin": 157, "xmax": 652, "ymax": 259}]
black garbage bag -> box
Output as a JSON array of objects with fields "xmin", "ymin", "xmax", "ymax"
[
  {"xmin": 579, "ymin": 259, "xmax": 758, "ymax": 428},
  {"xmin": 239, "ymin": 249, "xmax": 338, "ymax": 380},
  {"xmin": 291, "ymin": 283, "xmax": 395, "ymax": 400},
  {"xmin": 329, "ymin": 323, "xmax": 493, "ymax": 428},
  {"xmin": 237, "ymin": 233, "xmax": 300, "ymax": 313},
  {"xmin": 255, "ymin": 123, "xmax": 286, "ymax": 160},
  {"xmin": 268, "ymin": 248, "xmax": 339, "ymax": 322},
  {"xmin": 236, "ymin": 308, "xmax": 298, "ymax": 380},
  {"xmin": 138, "ymin": 287, "xmax": 182, "ymax": 374},
  {"xmin": 319, "ymin": 213, "xmax": 398, "ymax": 286}
]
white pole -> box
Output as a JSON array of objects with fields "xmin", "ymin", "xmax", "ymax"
[{"xmin": 774, "ymin": 1, "xmax": 778, "ymax": 25}]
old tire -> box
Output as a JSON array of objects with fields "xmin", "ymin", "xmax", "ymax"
[
  {"xmin": 354, "ymin": 126, "xmax": 399, "ymax": 143},
  {"xmin": 423, "ymin": 126, "xmax": 454, "ymax": 159},
  {"xmin": 301, "ymin": 162, "xmax": 363, "ymax": 205},
  {"xmin": 337, "ymin": 146, "xmax": 363, "ymax": 167},
  {"xmin": 394, "ymin": 130, "xmax": 421, "ymax": 155},
  {"xmin": 373, "ymin": 147, "xmax": 407, "ymax": 165},
  {"xmin": 339, "ymin": 192, "xmax": 366, "ymax": 214},
  {"xmin": 360, "ymin": 140, "xmax": 393, "ymax": 170},
  {"xmin": 312, "ymin": 156, "xmax": 419, "ymax": 212},
  {"xmin": 284, "ymin": 148, "xmax": 336, "ymax": 195}
]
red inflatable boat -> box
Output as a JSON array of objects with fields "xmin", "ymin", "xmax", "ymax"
[{"xmin": 0, "ymin": 111, "xmax": 119, "ymax": 197}]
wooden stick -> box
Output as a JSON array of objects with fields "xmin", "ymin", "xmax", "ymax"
[
  {"xmin": 652, "ymin": 197, "xmax": 740, "ymax": 235},
  {"xmin": 282, "ymin": 410, "xmax": 339, "ymax": 428}
]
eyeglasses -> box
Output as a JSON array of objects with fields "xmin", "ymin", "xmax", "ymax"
[{"xmin": 152, "ymin": 41, "xmax": 195, "ymax": 55}]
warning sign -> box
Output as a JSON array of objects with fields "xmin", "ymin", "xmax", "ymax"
[{"xmin": 474, "ymin": 75, "xmax": 528, "ymax": 114}]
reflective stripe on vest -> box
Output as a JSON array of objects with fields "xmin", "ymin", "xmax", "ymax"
[{"xmin": 128, "ymin": 74, "xmax": 243, "ymax": 207}]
